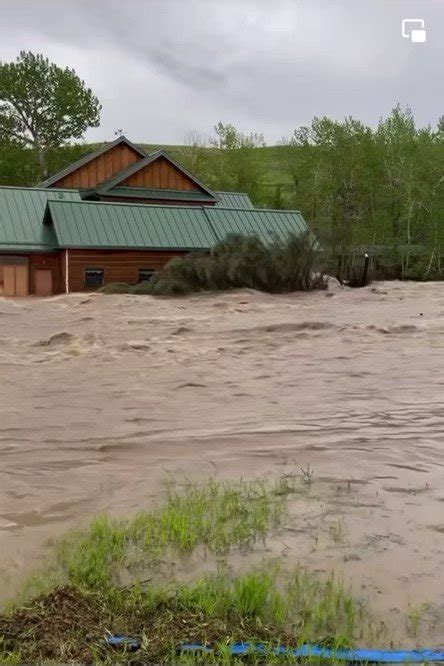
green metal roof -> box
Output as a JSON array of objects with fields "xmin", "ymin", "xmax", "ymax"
[
  {"xmin": 204, "ymin": 207, "xmax": 309, "ymax": 245},
  {"xmin": 102, "ymin": 186, "xmax": 216, "ymax": 202},
  {"xmin": 214, "ymin": 192, "xmax": 254, "ymax": 209},
  {"xmin": 0, "ymin": 186, "xmax": 81, "ymax": 252},
  {"xmin": 47, "ymin": 200, "xmax": 216, "ymax": 250},
  {"xmin": 46, "ymin": 199, "xmax": 311, "ymax": 251},
  {"xmin": 39, "ymin": 136, "xmax": 146, "ymax": 188}
]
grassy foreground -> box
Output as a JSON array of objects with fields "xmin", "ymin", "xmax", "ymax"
[{"xmin": 0, "ymin": 477, "xmax": 373, "ymax": 664}]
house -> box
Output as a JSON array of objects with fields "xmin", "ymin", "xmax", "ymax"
[{"xmin": 0, "ymin": 136, "xmax": 311, "ymax": 296}]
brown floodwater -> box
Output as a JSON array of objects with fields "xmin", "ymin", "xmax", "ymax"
[{"xmin": 0, "ymin": 282, "xmax": 443, "ymax": 645}]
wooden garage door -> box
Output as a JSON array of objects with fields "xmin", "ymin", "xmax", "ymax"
[
  {"xmin": 35, "ymin": 269, "xmax": 53, "ymax": 296},
  {"xmin": 3, "ymin": 265, "xmax": 29, "ymax": 297},
  {"xmin": 15, "ymin": 265, "xmax": 29, "ymax": 296}
]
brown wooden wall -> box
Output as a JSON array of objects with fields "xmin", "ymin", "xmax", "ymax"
[
  {"xmin": 29, "ymin": 253, "xmax": 64, "ymax": 294},
  {"xmin": 0, "ymin": 253, "xmax": 64, "ymax": 295},
  {"xmin": 66, "ymin": 249, "xmax": 187, "ymax": 292},
  {"xmin": 122, "ymin": 157, "xmax": 200, "ymax": 191},
  {"xmin": 50, "ymin": 144, "xmax": 142, "ymax": 189}
]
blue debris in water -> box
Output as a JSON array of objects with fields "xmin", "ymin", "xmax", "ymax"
[
  {"xmin": 106, "ymin": 634, "xmax": 141, "ymax": 651},
  {"xmin": 181, "ymin": 642, "xmax": 444, "ymax": 663},
  {"xmin": 104, "ymin": 636, "xmax": 444, "ymax": 662}
]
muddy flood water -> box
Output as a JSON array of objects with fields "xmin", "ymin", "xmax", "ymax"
[{"xmin": 0, "ymin": 281, "xmax": 443, "ymax": 646}]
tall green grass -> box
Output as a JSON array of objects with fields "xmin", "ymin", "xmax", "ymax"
[{"xmin": 46, "ymin": 478, "xmax": 285, "ymax": 593}]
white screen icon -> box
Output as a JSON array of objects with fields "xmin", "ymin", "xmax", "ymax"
[{"xmin": 402, "ymin": 19, "xmax": 426, "ymax": 43}]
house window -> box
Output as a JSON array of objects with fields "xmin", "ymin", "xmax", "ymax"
[
  {"xmin": 138, "ymin": 268, "xmax": 156, "ymax": 283},
  {"xmin": 84, "ymin": 268, "xmax": 104, "ymax": 288}
]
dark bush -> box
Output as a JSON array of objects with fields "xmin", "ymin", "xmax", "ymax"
[
  {"xmin": 151, "ymin": 232, "xmax": 321, "ymax": 295},
  {"xmin": 128, "ymin": 281, "xmax": 155, "ymax": 295},
  {"xmin": 98, "ymin": 282, "xmax": 131, "ymax": 294},
  {"xmin": 98, "ymin": 234, "xmax": 322, "ymax": 297}
]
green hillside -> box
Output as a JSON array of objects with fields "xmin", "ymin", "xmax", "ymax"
[{"xmin": 139, "ymin": 143, "xmax": 294, "ymax": 200}]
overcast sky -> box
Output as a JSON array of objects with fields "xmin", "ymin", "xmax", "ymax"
[{"xmin": 1, "ymin": 0, "xmax": 442, "ymax": 145}]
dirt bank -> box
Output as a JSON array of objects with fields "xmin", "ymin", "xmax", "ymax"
[{"xmin": 0, "ymin": 282, "xmax": 443, "ymax": 645}]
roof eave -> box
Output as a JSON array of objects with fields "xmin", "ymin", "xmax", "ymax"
[
  {"xmin": 0, "ymin": 245, "xmax": 58, "ymax": 253},
  {"xmin": 55, "ymin": 244, "xmax": 211, "ymax": 252},
  {"xmin": 100, "ymin": 191, "xmax": 216, "ymax": 204}
]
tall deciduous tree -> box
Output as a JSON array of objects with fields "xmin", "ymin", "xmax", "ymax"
[
  {"xmin": 0, "ymin": 51, "xmax": 101, "ymax": 178},
  {"xmin": 208, "ymin": 122, "xmax": 265, "ymax": 200},
  {"xmin": 281, "ymin": 116, "xmax": 377, "ymax": 250},
  {"xmin": 178, "ymin": 130, "xmax": 209, "ymax": 180}
]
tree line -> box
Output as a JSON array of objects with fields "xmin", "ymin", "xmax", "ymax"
[
  {"xmin": 1, "ymin": 52, "xmax": 443, "ymax": 278},
  {"xmin": 179, "ymin": 112, "xmax": 444, "ymax": 278}
]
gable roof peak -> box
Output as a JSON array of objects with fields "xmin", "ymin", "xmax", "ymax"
[
  {"xmin": 146, "ymin": 148, "xmax": 170, "ymax": 158},
  {"xmin": 96, "ymin": 149, "xmax": 217, "ymax": 201},
  {"xmin": 39, "ymin": 135, "xmax": 146, "ymax": 188}
]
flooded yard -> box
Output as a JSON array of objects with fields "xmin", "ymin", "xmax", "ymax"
[{"xmin": 0, "ymin": 281, "xmax": 443, "ymax": 646}]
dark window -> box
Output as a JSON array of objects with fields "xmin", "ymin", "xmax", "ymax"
[
  {"xmin": 85, "ymin": 268, "xmax": 104, "ymax": 288},
  {"xmin": 138, "ymin": 268, "xmax": 156, "ymax": 283}
]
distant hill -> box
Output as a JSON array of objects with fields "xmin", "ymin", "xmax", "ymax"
[{"xmin": 139, "ymin": 143, "xmax": 292, "ymax": 184}]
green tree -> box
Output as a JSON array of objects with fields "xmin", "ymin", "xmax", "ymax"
[
  {"xmin": 375, "ymin": 105, "xmax": 444, "ymax": 256},
  {"xmin": 177, "ymin": 130, "xmax": 209, "ymax": 181},
  {"xmin": 281, "ymin": 116, "xmax": 377, "ymax": 251},
  {"xmin": 375, "ymin": 105, "xmax": 418, "ymax": 241},
  {"xmin": 0, "ymin": 51, "xmax": 101, "ymax": 178},
  {"xmin": 0, "ymin": 141, "xmax": 39, "ymax": 185},
  {"xmin": 272, "ymin": 184, "xmax": 285, "ymax": 209},
  {"xmin": 208, "ymin": 122, "xmax": 265, "ymax": 200}
]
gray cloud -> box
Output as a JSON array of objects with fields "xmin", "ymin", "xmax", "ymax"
[
  {"xmin": 0, "ymin": 0, "xmax": 442, "ymax": 143},
  {"xmin": 149, "ymin": 48, "xmax": 227, "ymax": 89}
]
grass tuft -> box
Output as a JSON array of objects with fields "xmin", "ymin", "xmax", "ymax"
[{"xmin": 40, "ymin": 478, "xmax": 285, "ymax": 594}]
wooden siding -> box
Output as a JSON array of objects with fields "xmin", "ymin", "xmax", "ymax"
[
  {"xmin": 0, "ymin": 253, "xmax": 63, "ymax": 295},
  {"xmin": 29, "ymin": 253, "xmax": 64, "ymax": 295},
  {"xmin": 50, "ymin": 144, "xmax": 142, "ymax": 189},
  {"xmin": 121, "ymin": 157, "xmax": 201, "ymax": 191},
  {"xmin": 67, "ymin": 249, "xmax": 187, "ymax": 292},
  {"xmin": 2, "ymin": 265, "xmax": 29, "ymax": 297}
]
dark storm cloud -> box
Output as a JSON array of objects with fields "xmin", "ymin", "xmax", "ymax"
[{"xmin": 0, "ymin": 0, "xmax": 442, "ymax": 143}]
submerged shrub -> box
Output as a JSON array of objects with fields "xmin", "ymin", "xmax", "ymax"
[
  {"xmin": 151, "ymin": 232, "xmax": 321, "ymax": 295},
  {"xmin": 98, "ymin": 234, "xmax": 322, "ymax": 297},
  {"xmin": 129, "ymin": 280, "xmax": 155, "ymax": 295},
  {"xmin": 98, "ymin": 282, "xmax": 132, "ymax": 294}
]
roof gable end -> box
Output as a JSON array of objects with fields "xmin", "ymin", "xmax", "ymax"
[
  {"xmin": 39, "ymin": 136, "xmax": 146, "ymax": 188},
  {"xmin": 97, "ymin": 150, "xmax": 217, "ymax": 201}
]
